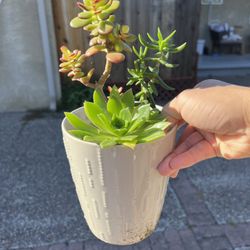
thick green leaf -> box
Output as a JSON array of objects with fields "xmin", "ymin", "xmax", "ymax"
[
  {"xmin": 171, "ymin": 42, "xmax": 187, "ymax": 53},
  {"xmin": 127, "ymin": 118, "xmax": 146, "ymax": 133},
  {"xmin": 64, "ymin": 112, "xmax": 97, "ymax": 133},
  {"xmin": 98, "ymin": 21, "xmax": 114, "ymax": 35},
  {"xmin": 132, "ymin": 104, "xmax": 151, "ymax": 121},
  {"xmin": 100, "ymin": 139, "xmax": 117, "ymax": 148},
  {"xmin": 84, "ymin": 102, "xmax": 109, "ymax": 130},
  {"xmin": 107, "ymin": 97, "xmax": 123, "ymax": 115},
  {"xmin": 156, "ymin": 77, "xmax": 175, "ymax": 91},
  {"xmin": 163, "ymin": 30, "xmax": 176, "ymax": 43},
  {"xmin": 138, "ymin": 34, "xmax": 158, "ymax": 50},
  {"xmin": 70, "ymin": 17, "xmax": 92, "ymax": 28},
  {"xmin": 132, "ymin": 46, "xmax": 140, "ymax": 58},
  {"xmin": 78, "ymin": 12, "xmax": 93, "ymax": 19},
  {"xmin": 119, "ymin": 135, "xmax": 138, "ymax": 142},
  {"xmin": 98, "ymin": 12, "xmax": 110, "ymax": 20},
  {"xmin": 119, "ymin": 107, "xmax": 132, "ymax": 122},
  {"xmin": 143, "ymin": 121, "xmax": 170, "ymax": 131},
  {"xmin": 93, "ymin": 89, "xmax": 106, "ymax": 109},
  {"xmin": 84, "ymin": 135, "xmax": 114, "ymax": 144},
  {"xmin": 68, "ymin": 129, "xmax": 96, "ymax": 139},
  {"xmin": 95, "ymin": 0, "xmax": 110, "ymax": 8},
  {"xmin": 97, "ymin": 113, "xmax": 119, "ymax": 135},
  {"xmin": 122, "ymin": 142, "xmax": 136, "ymax": 149},
  {"xmin": 104, "ymin": 0, "xmax": 120, "ymax": 14},
  {"xmin": 121, "ymin": 89, "xmax": 134, "ymax": 110},
  {"xmin": 157, "ymin": 27, "xmax": 163, "ymax": 41},
  {"xmin": 138, "ymin": 129, "xmax": 165, "ymax": 143},
  {"xmin": 147, "ymin": 33, "xmax": 158, "ymax": 44}
]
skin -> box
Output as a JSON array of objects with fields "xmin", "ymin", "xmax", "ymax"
[{"xmin": 158, "ymin": 79, "xmax": 250, "ymax": 178}]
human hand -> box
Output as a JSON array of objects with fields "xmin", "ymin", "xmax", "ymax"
[{"xmin": 158, "ymin": 79, "xmax": 250, "ymax": 178}]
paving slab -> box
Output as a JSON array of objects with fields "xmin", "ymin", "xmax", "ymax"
[{"xmin": 186, "ymin": 157, "xmax": 250, "ymax": 224}]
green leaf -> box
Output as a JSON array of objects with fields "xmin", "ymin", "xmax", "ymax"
[
  {"xmin": 64, "ymin": 112, "xmax": 97, "ymax": 133},
  {"xmin": 93, "ymin": 89, "xmax": 106, "ymax": 109},
  {"xmin": 100, "ymin": 139, "xmax": 117, "ymax": 148},
  {"xmin": 147, "ymin": 33, "xmax": 158, "ymax": 44},
  {"xmin": 104, "ymin": 0, "xmax": 120, "ymax": 14},
  {"xmin": 68, "ymin": 129, "xmax": 96, "ymax": 139},
  {"xmin": 143, "ymin": 47, "xmax": 149, "ymax": 56},
  {"xmin": 163, "ymin": 30, "xmax": 176, "ymax": 43},
  {"xmin": 119, "ymin": 135, "xmax": 138, "ymax": 142},
  {"xmin": 122, "ymin": 142, "xmax": 136, "ymax": 149},
  {"xmin": 127, "ymin": 118, "xmax": 146, "ymax": 133},
  {"xmin": 171, "ymin": 42, "xmax": 187, "ymax": 53},
  {"xmin": 138, "ymin": 34, "xmax": 158, "ymax": 50},
  {"xmin": 70, "ymin": 17, "xmax": 92, "ymax": 28},
  {"xmin": 121, "ymin": 25, "xmax": 130, "ymax": 33},
  {"xmin": 119, "ymin": 107, "xmax": 132, "ymax": 122},
  {"xmin": 144, "ymin": 121, "xmax": 170, "ymax": 131},
  {"xmin": 156, "ymin": 77, "xmax": 175, "ymax": 91},
  {"xmin": 98, "ymin": 12, "xmax": 110, "ymax": 20},
  {"xmin": 84, "ymin": 102, "xmax": 110, "ymax": 130},
  {"xmin": 107, "ymin": 86, "xmax": 123, "ymax": 115},
  {"xmin": 95, "ymin": 0, "xmax": 110, "ymax": 8},
  {"xmin": 98, "ymin": 21, "xmax": 114, "ymax": 35},
  {"xmin": 107, "ymin": 97, "xmax": 122, "ymax": 115},
  {"xmin": 78, "ymin": 12, "xmax": 93, "ymax": 19},
  {"xmin": 121, "ymin": 89, "xmax": 134, "ymax": 110},
  {"xmin": 84, "ymin": 135, "xmax": 114, "ymax": 144},
  {"xmin": 158, "ymin": 59, "xmax": 178, "ymax": 68},
  {"xmin": 132, "ymin": 104, "xmax": 151, "ymax": 121},
  {"xmin": 138, "ymin": 129, "xmax": 166, "ymax": 143},
  {"xmin": 97, "ymin": 114, "xmax": 115, "ymax": 133},
  {"xmin": 157, "ymin": 27, "xmax": 163, "ymax": 41},
  {"xmin": 132, "ymin": 46, "xmax": 140, "ymax": 58}
]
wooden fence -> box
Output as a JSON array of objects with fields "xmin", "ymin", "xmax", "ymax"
[{"xmin": 52, "ymin": 0, "xmax": 201, "ymax": 99}]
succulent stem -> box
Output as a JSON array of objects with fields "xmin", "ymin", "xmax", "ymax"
[{"xmin": 98, "ymin": 59, "xmax": 112, "ymax": 87}]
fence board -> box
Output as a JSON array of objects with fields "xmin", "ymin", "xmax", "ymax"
[{"xmin": 173, "ymin": 0, "xmax": 201, "ymax": 78}]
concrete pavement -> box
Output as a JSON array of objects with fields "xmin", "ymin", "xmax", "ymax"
[{"xmin": 0, "ymin": 112, "xmax": 250, "ymax": 250}]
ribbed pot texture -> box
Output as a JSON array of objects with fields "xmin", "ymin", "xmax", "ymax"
[{"xmin": 61, "ymin": 107, "xmax": 177, "ymax": 245}]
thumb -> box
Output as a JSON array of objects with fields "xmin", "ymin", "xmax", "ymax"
[{"xmin": 162, "ymin": 96, "xmax": 184, "ymax": 126}]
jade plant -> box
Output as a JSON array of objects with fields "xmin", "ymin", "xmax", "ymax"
[{"xmin": 59, "ymin": 0, "xmax": 186, "ymax": 149}]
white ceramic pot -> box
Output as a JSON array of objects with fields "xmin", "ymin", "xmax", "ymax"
[{"xmin": 61, "ymin": 107, "xmax": 177, "ymax": 245}]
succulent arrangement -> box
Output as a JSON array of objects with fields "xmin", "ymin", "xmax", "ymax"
[{"xmin": 60, "ymin": 0, "xmax": 186, "ymax": 149}]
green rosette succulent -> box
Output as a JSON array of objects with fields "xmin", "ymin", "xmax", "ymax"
[{"xmin": 65, "ymin": 86, "xmax": 171, "ymax": 149}]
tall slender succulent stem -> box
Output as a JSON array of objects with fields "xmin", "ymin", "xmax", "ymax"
[
  {"xmin": 93, "ymin": 59, "xmax": 112, "ymax": 102},
  {"xmin": 98, "ymin": 59, "xmax": 113, "ymax": 87}
]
